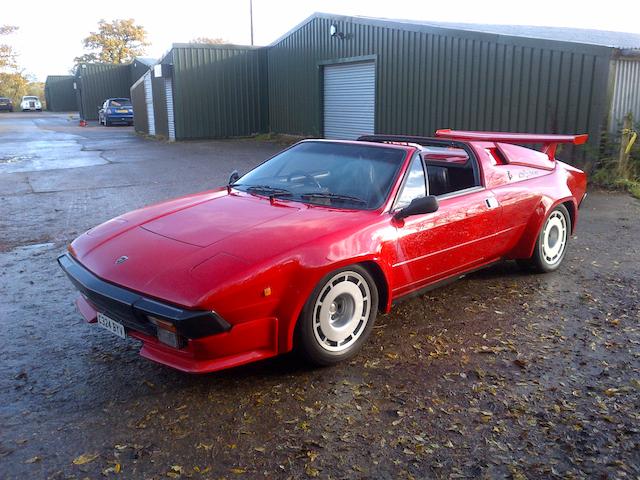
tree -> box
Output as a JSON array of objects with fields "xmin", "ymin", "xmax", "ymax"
[
  {"xmin": 75, "ymin": 19, "xmax": 149, "ymax": 64},
  {"xmin": 190, "ymin": 37, "xmax": 228, "ymax": 45},
  {"xmin": 0, "ymin": 25, "xmax": 18, "ymax": 70},
  {"xmin": 0, "ymin": 72, "xmax": 28, "ymax": 103},
  {"xmin": 0, "ymin": 26, "xmax": 28, "ymax": 104}
]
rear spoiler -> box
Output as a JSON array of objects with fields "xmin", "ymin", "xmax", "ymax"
[{"xmin": 435, "ymin": 129, "xmax": 588, "ymax": 160}]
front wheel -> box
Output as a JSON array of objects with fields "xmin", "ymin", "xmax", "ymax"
[
  {"xmin": 296, "ymin": 265, "xmax": 378, "ymax": 366},
  {"xmin": 519, "ymin": 204, "xmax": 571, "ymax": 273}
]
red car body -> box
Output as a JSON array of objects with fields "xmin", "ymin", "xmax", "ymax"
[{"xmin": 59, "ymin": 130, "xmax": 587, "ymax": 373}]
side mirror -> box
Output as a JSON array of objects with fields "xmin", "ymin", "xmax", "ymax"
[
  {"xmin": 228, "ymin": 170, "xmax": 240, "ymax": 185},
  {"xmin": 394, "ymin": 195, "xmax": 439, "ymax": 219}
]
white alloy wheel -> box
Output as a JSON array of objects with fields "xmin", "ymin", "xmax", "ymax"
[
  {"xmin": 312, "ymin": 271, "xmax": 371, "ymax": 352},
  {"xmin": 541, "ymin": 210, "xmax": 568, "ymax": 266}
]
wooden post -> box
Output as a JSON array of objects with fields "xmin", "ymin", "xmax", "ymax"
[{"xmin": 618, "ymin": 112, "xmax": 633, "ymax": 180}]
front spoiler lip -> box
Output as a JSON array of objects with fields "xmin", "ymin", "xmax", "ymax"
[{"xmin": 57, "ymin": 253, "xmax": 231, "ymax": 338}]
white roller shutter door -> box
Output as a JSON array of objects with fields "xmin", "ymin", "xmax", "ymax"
[
  {"xmin": 165, "ymin": 78, "xmax": 175, "ymax": 141},
  {"xmin": 323, "ymin": 62, "xmax": 375, "ymax": 140},
  {"xmin": 144, "ymin": 72, "xmax": 155, "ymax": 136}
]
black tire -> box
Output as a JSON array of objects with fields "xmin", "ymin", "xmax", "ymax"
[
  {"xmin": 519, "ymin": 204, "xmax": 571, "ymax": 273},
  {"xmin": 296, "ymin": 265, "xmax": 379, "ymax": 366},
  {"xmin": 105, "ymin": 119, "xmax": 111, "ymax": 127}
]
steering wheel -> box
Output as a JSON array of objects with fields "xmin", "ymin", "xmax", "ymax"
[{"xmin": 287, "ymin": 170, "xmax": 322, "ymax": 189}]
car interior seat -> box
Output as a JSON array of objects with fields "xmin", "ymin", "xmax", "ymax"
[{"xmin": 426, "ymin": 166, "xmax": 451, "ymax": 196}]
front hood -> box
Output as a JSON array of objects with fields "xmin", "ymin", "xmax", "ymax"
[
  {"xmin": 140, "ymin": 194, "xmax": 296, "ymax": 247},
  {"xmin": 72, "ymin": 191, "xmax": 376, "ymax": 307}
]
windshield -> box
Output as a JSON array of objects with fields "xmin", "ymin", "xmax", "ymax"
[
  {"xmin": 234, "ymin": 141, "xmax": 406, "ymax": 210},
  {"xmin": 109, "ymin": 99, "xmax": 132, "ymax": 107},
  {"xmin": 24, "ymin": 96, "xmax": 38, "ymax": 101}
]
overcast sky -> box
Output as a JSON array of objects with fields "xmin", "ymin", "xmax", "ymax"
[{"xmin": 4, "ymin": 0, "xmax": 640, "ymax": 82}]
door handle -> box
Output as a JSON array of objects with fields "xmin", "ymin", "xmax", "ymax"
[{"xmin": 485, "ymin": 197, "xmax": 500, "ymax": 209}]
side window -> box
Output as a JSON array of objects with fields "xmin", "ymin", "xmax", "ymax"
[{"xmin": 395, "ymin": 155, "xmax": 427, "ymax": 209}]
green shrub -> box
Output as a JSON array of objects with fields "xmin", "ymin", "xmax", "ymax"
[{"xmin": 592, "ymin": 117, "xmax": 640, "ymax": 199}]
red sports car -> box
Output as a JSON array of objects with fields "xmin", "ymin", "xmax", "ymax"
[{"xmin": 59, "ymin": 130, "xmax": 588, "ymax": 373}]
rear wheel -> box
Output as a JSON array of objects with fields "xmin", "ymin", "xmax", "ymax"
[
  {"xmin": 518, "ymin": 204, "xmax": 571, "ymax": 273},
  {"xmin": 296, "ymin": 265, "xmax": 378, "ymax": 365}
]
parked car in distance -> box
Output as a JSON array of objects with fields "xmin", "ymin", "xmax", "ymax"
[
  {"xmin": 98, "ymin": 98, "xmax": 133, "ymax": 126},
  {"xmin": 0, "ymin": 97, "xmax": 13, "ymax": 112},
  {"xmin": 59, "ymin": 130, "xmax": 588, "ymax": 374},
  {"xmin": 21, "ymin": 96, "xmax": 42, "ymax": 111}
]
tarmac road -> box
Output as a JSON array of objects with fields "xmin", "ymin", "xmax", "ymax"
[{"xmin": 1, "ymin": 112, "xmax": 638, "ymax": 479}]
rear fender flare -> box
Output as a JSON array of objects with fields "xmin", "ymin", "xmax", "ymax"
[{"xmin": 510, "ymin": 196, "xmax": 577, "ymax": 259}]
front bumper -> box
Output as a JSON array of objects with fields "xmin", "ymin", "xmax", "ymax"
[
  {"xmin": 58, "ymin": 253, "xmax": 279, "ymax": 373},
  {"xmin": 58, "ymin": 253, "xmax": 230, "ymax": 338}
]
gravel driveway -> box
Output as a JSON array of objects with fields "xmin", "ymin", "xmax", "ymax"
[{"xmin": 1, "ymin": 113, "xmax": 638, "ymax": 479}]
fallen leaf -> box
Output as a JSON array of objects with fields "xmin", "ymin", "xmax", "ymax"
[
  {"xmin": 513, "ymin": 358, "xmax": 527, "ymax": 369},
  {"xmin": 299, "ymin": 421, "xmax": 311, "ymax": 431},
  {"xmin": 25, "ymin": 456, "xmax": 41, "ymax": 464},
  {"xmin": 103, "ymin": 462, "xmax": 121, "ymax": 474},
  {"xmin": 305, "ymin": 465, "xmax": 320, "ymax": 477},
  {"xmin": 230, "ymin": 467, "xmax": 247, "ymax": 474},
  {"xmin": 604, "ymin": 388, "xmax": 619, "ymax": 397},
  {"xmin": 72, "ymin": 453, "xmax": 99, "ymax": 465}
]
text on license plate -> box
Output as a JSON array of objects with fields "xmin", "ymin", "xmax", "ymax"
[
  {"xmin": 116, "ymin": 109, "xmax": 128, "ymax": 113},
  {"xmin": 97, "ymin": 312, "xmax": 126, "ymax": 339}
]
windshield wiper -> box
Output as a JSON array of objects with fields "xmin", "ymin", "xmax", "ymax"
[
  {"xmin": 244, "ymin": 185, "xmax": 293, "ymax": 199},
  {"xmin": 300, "ymin": 192, "xmax": 367, "ymax": 205}
]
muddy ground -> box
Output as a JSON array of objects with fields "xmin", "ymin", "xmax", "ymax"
[{"xmin": 0, "ymin": 113, "xmax": 638, "ymax": 479}]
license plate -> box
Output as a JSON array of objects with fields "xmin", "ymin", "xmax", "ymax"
[
  {"xmin": 116, "ymin": 109, "xmax": 128, "ymax": 113},
  {"xmin": 97, "ymin": 312, "xmax": 126, "ymax": 339}
]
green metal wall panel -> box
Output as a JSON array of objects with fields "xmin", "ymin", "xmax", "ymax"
[
  {"xmin": 152, "ymin": 72, "xmax": 169, "ymax": 138},
  {"xmin": 130, "ymin": 75, "xmax": 148, "ymax": 135},
  {"xmin": 267, "ymin": 16, "xmax": 614, "ymax": 164},
  {"xmin": 130, "ymin": 59, "xmax": 152, "ymax": 85},
  {"xmin": 74, "ymin": 63, "xmax": 131, "ymax": 120},
  {"xmin": 44, "ymin": 75, "xmax": 77, "ymax": 111},
  {"xmin": 170, "ymin": 45, "xmax": 268, "ymax": 139}
]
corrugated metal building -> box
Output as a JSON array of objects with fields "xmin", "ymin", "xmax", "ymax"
[
  {"xmin": 609, "ymin": 55, "xmax": 640, "ymax": 131},
  {"xmin": 132, "ymin": 44, "xmax": 268, "ymax": 140},
  {"xmin": 267, "ymin": 14, "xmax": 640, "ymax": 162},
  {"xmin": 75, "ymin": 58, "xmax": 153, "ymax": 121},
  {"xmin": 130, "ymin": 13, "xmax": 640, "ymax": 161},
  {"xmin": 44, "ymin": 75, "xmax": 77, "ymax": 111}
]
